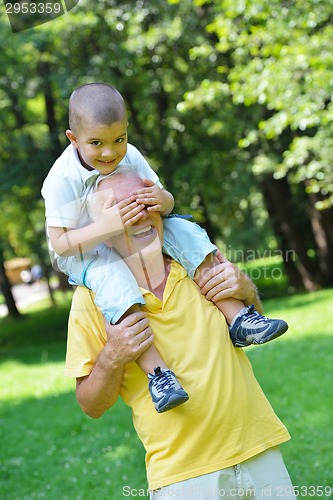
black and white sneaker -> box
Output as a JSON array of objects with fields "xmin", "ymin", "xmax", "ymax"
[
  {"xmin": 229, "ymin": 304, "xmax": 288, "ymax": 347},
  {"xmin": 148, "ymin": 367, "xmax": 189, "ymax": 413}
]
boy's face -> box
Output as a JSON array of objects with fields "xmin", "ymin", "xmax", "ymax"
[{"xmin": 66, "ymin": 118, "xmax": 128, "ymax": 174}]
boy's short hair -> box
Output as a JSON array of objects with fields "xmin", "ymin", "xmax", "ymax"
[{"xmin": 69, "ymin": 83, "xmax": 127, "ymax": 132}]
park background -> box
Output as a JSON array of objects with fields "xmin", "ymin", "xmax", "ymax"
[{"xmin": 0, "ymin": 0, "xmax": 332, "ymax": 498}]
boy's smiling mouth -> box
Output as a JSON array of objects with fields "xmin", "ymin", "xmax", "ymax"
[{"xmin": 98, "ymin": 159, "xmax": 116, "ymax": 165}]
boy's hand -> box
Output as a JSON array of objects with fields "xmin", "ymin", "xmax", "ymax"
[
  {"xmin": 131, "ymin": 179, "xmax": 171, "ymax": 214},
  {"xmin": 100, "ymin": 194, "xmax": 145, "ymax": 232}
]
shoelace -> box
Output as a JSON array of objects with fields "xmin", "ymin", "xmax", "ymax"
[
  {"xmin": 244, "ymin": 305, "xmax": 267, "ymax": 324},
  {"xmin": 153, "ymin": 371, "xmax": 176, "ymax": 393}
]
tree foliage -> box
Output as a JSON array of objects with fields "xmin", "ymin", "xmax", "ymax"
[
  {"xmin": 1, "ymin": 0, "xmax": 332, "ymax": 312},
  {"xmin": 181, "ymin": 0, "xmax": 333, "ymax": 287}
]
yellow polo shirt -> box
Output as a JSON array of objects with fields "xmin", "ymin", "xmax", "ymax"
[{"xmin": 65, "ymin": 261, "xmax": 290, "ymax": 490}]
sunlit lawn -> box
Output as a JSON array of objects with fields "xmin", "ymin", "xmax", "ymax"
[
  {"xmin": 248, "ymin": 289, "xmax": 333, "ymax": 491},
  {"xmin": 0, "ymin": 280, "xmax": 332, "ymax": 499}
]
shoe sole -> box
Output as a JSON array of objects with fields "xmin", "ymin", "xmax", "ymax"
[
  {"xmin": 234, "ymin": 322, "xmax": 289, "ymax": 348},
  {"xmin": 253, "ymin": 322, "xmax": 288, "ymax": 345},
  {"xmin": 156, "ymin": 394, "xmax": 189, "ymax": 413}
]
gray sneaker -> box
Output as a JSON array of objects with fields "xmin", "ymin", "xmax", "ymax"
[
  {"xmin": 148, "ymin": 367, "xmax": 189, "ymax": 413},
  {"xmin": 229, "ymin": 304, "xmax": 288, "ymax": 347}
]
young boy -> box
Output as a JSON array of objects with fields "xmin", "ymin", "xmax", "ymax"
[{"xmin": 41, "ymin": 83, "xmax": 288, "ymax": 413}]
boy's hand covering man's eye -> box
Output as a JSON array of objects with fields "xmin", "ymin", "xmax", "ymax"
[
  {"xmin": 99, "ymin": 195, "xmax": 145, "ymax": 233},
  {"xmin": 131, "ymin": 179, "xmax": 167, "ymax": 213}
]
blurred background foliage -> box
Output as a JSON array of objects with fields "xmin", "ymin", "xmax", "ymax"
[{"xmin": 1, "ymin": 0, "xmax": 333, "ymax": 316}]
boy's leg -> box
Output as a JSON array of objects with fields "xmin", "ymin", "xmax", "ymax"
[
  {"xmin": 195, "ymin": 253, "xmax": 288, "ymax": 347},
  {"xmin": 118, "ymin": 304, "xmax": 168, "ymax": 373},
  {"xmin": 57, "ymin": 243, "xmax": 144, "ymax": 324},
  {"xmin": 163, "ymin": 217, "xmax": 243, "ymax": 323},
  {"xmin": 121, "ymin": 304, "xmax": 188, "ymax": 413},
  {"xmin": 193, "ymin": 252, "xmax": 244, "ymax": 323},
  {"xmin": 58, "ymin": 246, "xmax": 188, "ymax": 412},
  {"xmin": 163, "ymin": 218, "xmax": 288, "ymax": 347},
  {"xmin": 162, "ymin": 216, "xmax": 217, "ymax": 280},
  {"xmin": 56, "ymin": 249, "xmax": 143, "ymax": 322},
  {"xmin": 118, "ymin": 304, "xmax": 189, "ymax": 413}
]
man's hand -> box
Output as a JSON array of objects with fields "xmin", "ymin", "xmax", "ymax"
[
  {"xmin": 198, "ymin": 250, "xmax": 262, "ymax": 312},
  {"xmin": 103, "ymin": 311, "xmax": 154, "ymax": 365},
  {"xmin": 75, "ymin": 310, "xmax": 154, "ymax": 419},
  {"xmin": 131, "ymin": 179, "xmax": 174, "ymax": 215}
]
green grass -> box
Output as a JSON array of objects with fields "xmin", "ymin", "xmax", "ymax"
[
  {"xmin": 0, "ymin": 293, "xmax": 147, "ymax": 499},
  {"xmin": 247, "ymin": 290, "xmax": 333, "ymax": 491},
  {"xmin": 240, "ymin": 255, "xmax": 291, "ymax": 297},
  {"xmin": 0, "ymin": 278, "xmax": 333, "ymax": 499}
]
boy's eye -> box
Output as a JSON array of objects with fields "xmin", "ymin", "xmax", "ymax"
[
  {"xmin": 115, "ymin": 137, "xmax": 125, "ymax": 144},
  {"xmin": 91, "ymin": 141, "xmax": 102, "ymax": 146}
]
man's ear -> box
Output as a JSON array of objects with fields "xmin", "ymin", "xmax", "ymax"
[{"xmin": 66, "ymin": 129, "xmax": 78, "ymax": 147}]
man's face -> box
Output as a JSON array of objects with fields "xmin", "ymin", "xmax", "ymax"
[
  {"xmin": 102, "ymin": 175, "xmax": 164, "ymax": 259},
  {"xmin": 67, "ymin": 118, "xmax": 128, "ymax": 174}
]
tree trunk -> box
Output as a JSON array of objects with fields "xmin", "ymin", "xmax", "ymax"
[
  {"xmin": 306, "ymin": 187, "xmax": 333, "ymax": 285},
  {"xmin": 0, "ymin": 247, "xmax": 21, "ymax": 318},
  {"xmin": 260, "ymin": 174, "xmax": 321, "ymax": 291},
  {"xmin": 198, "ymin": 192, "xmax": 218, "ymax": 244},
  {"xmin": 270, "ymin": 225, "xmax": 305, "ymax": 290},
  {"xmin": 42, "ymin": 264, "xmax": 57, "ymax": 306},
  {"xmin": 38, "ymin": 59, "xmax": 62, "ymax": 158},
  {"xmin": 57, "ymin": 271, "xmax": 72, "ymax": 292}
]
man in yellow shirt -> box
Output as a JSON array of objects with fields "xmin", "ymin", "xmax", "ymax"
[{"xmin": 65, "ymin": 170, "xmax": 295, "ymax": 498}]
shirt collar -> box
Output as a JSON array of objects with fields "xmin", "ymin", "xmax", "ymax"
[
  {"xmin": 69, "ymin": 145, "xmax": 100, "ymax": 187},
  {"xmin": 140, "ymin": 260, "xmax": 187, "ymax": 311}
]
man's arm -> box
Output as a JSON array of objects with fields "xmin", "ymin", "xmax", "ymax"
[
  {"xmin": 75, "ymin": 312, "xmax": 154, "ymax": 418},
  {"xmin": 197, "ymin": 250, "xmax": 263, "ymax": 314}
]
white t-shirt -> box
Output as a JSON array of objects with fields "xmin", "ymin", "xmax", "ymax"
[{"xmin": 41, "ymin": 143, "xmax": 162, "ymax": 230}]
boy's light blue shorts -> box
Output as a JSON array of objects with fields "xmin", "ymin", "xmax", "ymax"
[{"xmin": 56, "ymin": 216, "xmax": 217, "ymax": 324}]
